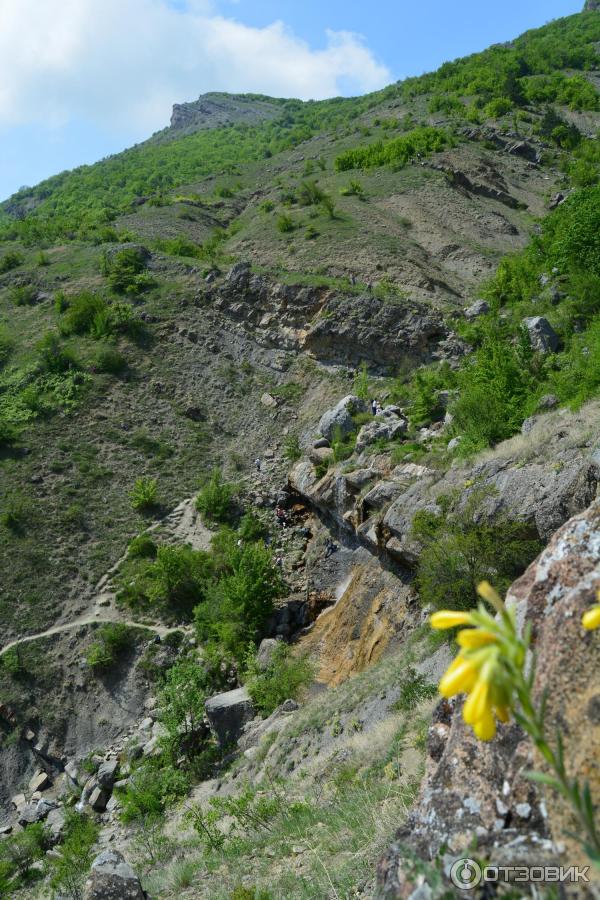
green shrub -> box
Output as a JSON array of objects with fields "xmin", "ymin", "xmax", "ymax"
[
  {"xmin": 335, "ymin": 126, "xmax": 450, "ymax": 171},
  {"xmin": 130, "ymin": 476, "xmax": 159, "ymax": 512},
  {"xmin": 484, "ymin": 97, "xmax": 513, "ymax": 118},
  {"xmin": 60, "ymin": 291, "xmax": 107, "ymax": 335},
  {"xmin": 320, "ymin": 194, "xmax": 336, "ymax": 219},
  {"xmin": 36, "ymin": 250, "xmax": 50, "ymax": 267},
  {"xmin": 1, "ymin": 495, "xmax": 29, "ymax": 534},
  {"xmin": 276, "ymin": 213, "xmax": 294, "ymax": 234},
  {"xmin": 103, "ymin": 246, "xmax": 152, "ymax": 295},
  {"xmin": 156, "ymin": 236, "xmax": 201, "ymax": 258},
  {"xmin": 0, "ymin": 822, "xmax": 46, "ymax": 880},
  {"xmin": 411, "ymin": 488, "xmax": 541, "ymax": 612},
  {"xmin": 283, "ymin": 433, "xmax": 302, "ymax": 462},
  {"xmin": 147, "ymin": 545, "xmax": 214, "ymax": 616},
  {"xmin": 260, "ymin": 199, "xmax": 275, "ymax": 213},
  {"xmin": 196, "ymin": 468, "xmax": 238, "ymax": 523},
  {"xmin": 93, "ymin": 345, "xmax": 128, "ymax": 376},
  {"xmin": 11, "ymin": 284, "xmax": 38, "ymax": 306},
  {"xmin": 0, "ymin": 251, "xmax": 23, "ymax": 274},
  {"xmin": 54, "ymin": 290, "xmax": 69, "ymax": 312},
  {"xmin": 118, "ymin": 757, "xmax": 191, "ymax": 823},
  {"xmin": 297, "ymin": 179, "xmax": 325, "ymax": 206},
  {"xmin": 49, "ymin": 811, "xmax": 98, "ymax": 900},
  {"xmin": 450, "ymin": 327, "xmax": 537, "ymax": 453},
  {"xmin": 238, "ymin": 512, "xmax": 268, "ymax": 543},
  {"xmin": 0, "ymin": 326, "xmax": 14, "ymax": 369},
  {"xmin": 340, "ymin": 179, "xmax": 365, "ymax": 198},
  {"xmin": 549, "ymin": 316, "xmax": 600, "ymax": 408},
  {"xmin": 195, "ymin": 539, "xmax": 283, "ymax": 660},
  {"xmin": 158, "ymin": 658, "xmax": 212, "ymax": 759},
  {"xmin": 394, "ymin": 667, "xmax": 438, "ymax": 711},
  {"xmin": 1, "ymin": 647, "xmax": 23, "ymax": 675},
  {"xmin": 86, "ymin": 623, "xmax": 132, "ymax": 671},
  {"xmin": 37, "ymin": 331, "xmax": 80, "ymax": 374},
  {"xmin": 128, "ymin": 533, "xmax": 158, "ymax": 559},
  {"xmin": 244, "ymin": 642, "xmax": 313, "ymax": 716}
]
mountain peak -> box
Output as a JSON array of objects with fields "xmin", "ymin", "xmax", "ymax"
[
  {"xmin": 168, "ymin": 91, "xmax": 280, "ymax": 136},
  {"xmin": 585, "ymin": 0, "xmax": 600, "ymax": 10}
]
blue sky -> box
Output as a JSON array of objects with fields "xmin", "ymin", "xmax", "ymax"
[{"xmin": 0, "ymin": 0, "xmax": 583, "ymax": 202}]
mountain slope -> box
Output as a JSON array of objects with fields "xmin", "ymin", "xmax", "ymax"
[{"xmin": 0, "ymin": 5, "xmax": 600, "ymax": 899}]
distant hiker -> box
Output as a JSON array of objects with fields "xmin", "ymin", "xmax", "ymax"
[
  {"xmin": 366, "ymin": 281, "xmax": 373, "ymax": 294},
  {"xmin": 349, "ymin": 274, "xmax": 356, "ymax": 286},
  {"xmin": 276, "ymin": 507, "xmax": 288, "ymax": 528},
  {"xmin": 275, "ymin": 554, "xmax": 284, "ymax": 568},
  {"xmin": 371, "ymin": 399, "xmax": 378, "ymax": 416},
  {"xmin": 324, "ymin": 539, "xmax": 338, "ymax": 559},
  {"xmin": 255, "ymin": 457, "xmax": 261, "ymax": 472},
  {"xmin": 375, "ymin": 402, "xmax": 383, "ymax": 416}
]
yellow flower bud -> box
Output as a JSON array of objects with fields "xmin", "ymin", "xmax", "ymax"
[
  {"xmin": 582, "ymin": 604, "xmax": 600, "ymax": 631},
  {"xmin": 439, "ymin": 655, "xmax": 478, "ymax": 698},
  {"xmin": 463, "ymin": 679, "xmax": 491, "ymax": 726},
  {"xmin": 457, "ymin": 628, "xmax": 497, "ymax": 649},
  {"xmin": 473, "ymin": 708, "xmax": 496, "ymax": 741},
  {"xmin": 430, "ymin": 611, "xmax": 473, "ymax": 630},
  {"xmin": 477, "ymin": 581, "xmax": 505, "ymax": 613}
]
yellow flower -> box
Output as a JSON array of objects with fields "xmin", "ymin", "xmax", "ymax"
[
  {"xmin": 457, "ymin": 628, "xmax": 497, "ymax": 649},
  {"xmin": 463, "ymin": 678, "xmax": 491, "ymax": 726},
  {"xmin": 439, "ymin": 654, "xmax": 478, "ymax": 697},
  {"xmin": 473, "ymin": 707, "xmax": 496, "ymax": 741},
  {"xmin": 582, "ymin": 604, "xmax": 600, "ymax": 631},
  {"xmin": 430, "ymin": 611, "xmax": 474, "ymax": 630}
]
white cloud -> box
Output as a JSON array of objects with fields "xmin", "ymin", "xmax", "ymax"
[{"xmin": 0, "ymin": 0, "xmax": 390, "ymax": 134}]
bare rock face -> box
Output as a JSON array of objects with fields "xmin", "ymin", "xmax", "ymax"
[
  {"xmin": 84, "ymin": 850, "xmax": 144, "ymax": 900},
  {"xmin": 378, "ymin": 499, "xmax": 600, "ymax": 896},
  {"xmin": 585, "ymin": 0, "xmax": 600, "ymax": 10},
  {"xmin": 169, "ymin": 92, "xmax": 279, "ymax": 136}
]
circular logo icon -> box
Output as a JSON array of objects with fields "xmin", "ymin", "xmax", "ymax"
[{"xmin": 450, "ymin": 857, "xmax": 483, "ymax": 891}]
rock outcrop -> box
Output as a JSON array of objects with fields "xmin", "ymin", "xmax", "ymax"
[
  {"xmin": 84, "ymin": 850, "xmax": 144, "ymax": 900},
  {"xmin": 205, "ymin": 687, "xmax": 255, "ymax": 747},
  {"xmin": 522, "ymin": 316, "xmax": 560, "ymax": 353},
  {"xmin": 169, "ymin": 92, "xmax": 280, "ymax": 136},
  {"xmin": 378, "ymin": 498, "xmax": 600, "ymax": 896},
  {"xmin": 318, "ymin": 395, "xmax": 367, "ymax": 442}
]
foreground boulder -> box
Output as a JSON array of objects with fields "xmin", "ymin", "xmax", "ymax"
[
  {"xmin": 84, "ymin": 850, "xmax": 144, "ymax": 900},
  {"xmin": 378, "ymin": 498, "xmax": 600, "ymax": 896},
  {"xmin": 205, "ymin": 687, "xmax": 255, "ymax": 747}
]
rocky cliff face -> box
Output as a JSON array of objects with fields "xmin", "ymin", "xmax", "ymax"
[
  {"xmin": 378, "ymin": 497, "xmax": 600, "ymax": 896},
  {"xmin": 168, "ymin": 92, "xmax": 280, "ymax": 136}
]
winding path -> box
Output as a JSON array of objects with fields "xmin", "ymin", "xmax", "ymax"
[
  {"xmin": 0, "ymin": 616, "xmax": 182, "ymax": 658},
  {"xmin": 0, "ymin": 495, "xmax": 206, "ymax": 659}
]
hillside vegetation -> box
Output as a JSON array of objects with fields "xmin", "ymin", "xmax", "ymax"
[{"xmin": 1, "ymin": 6, "xmax": 600, "ymax": 899}]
